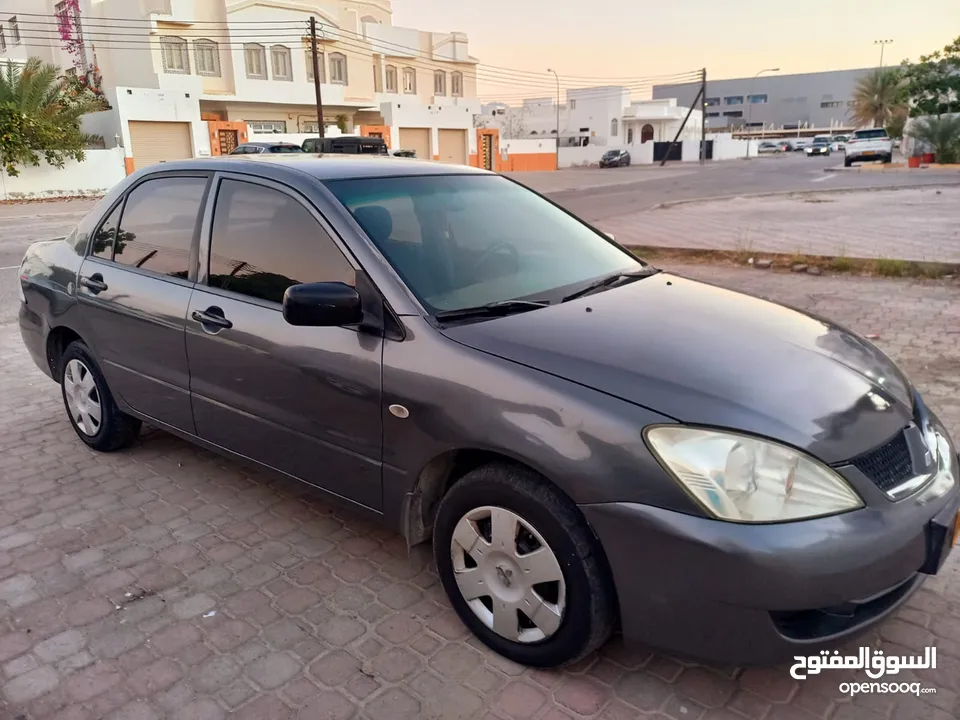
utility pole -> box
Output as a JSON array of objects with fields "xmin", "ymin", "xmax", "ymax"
[
  {"xmin": 660, "ymin": 83, "xmax": 703, "ymax": 167},
  {"xmin": 547, "ymin": 68, "xmax": 560, "ymax": 170},
  {"xmin": 699, "ymin": 68, "xmax": 707, "ymax": 165},
  {"xmin": 310, "ymin": 17, "xmax": 325, "ymax": 138}
]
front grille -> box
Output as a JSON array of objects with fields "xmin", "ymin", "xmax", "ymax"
[{"xmin": 850, "ymin": 431, "xmax": 914, "ymax": 492}]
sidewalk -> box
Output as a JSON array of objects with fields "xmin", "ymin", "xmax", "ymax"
[{"xmin": 600, "ymin": 186, "xmax": 960, "ymax": 262}]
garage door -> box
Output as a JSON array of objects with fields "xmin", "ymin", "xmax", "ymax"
[
  {"xmin": 438, "ymin": 129, "xmax": 467, "ymax": 165},
  {"xmin": 399, "ymin": 128, "xmax": 430, "ymax": 160},
  {"xmin": 129, "ymin": 121, "xmax": 193, "ymax": 171}
]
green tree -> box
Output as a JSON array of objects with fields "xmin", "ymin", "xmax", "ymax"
[
  {"xmin": 906, "ymin": 114, "xmax": 960, "ymax": 163},
  {"xmin": 336, "ymin": 114, "xmax": 349, "ymax": 133},
  {"xmin": 849, "ymin": 68, "xmax": 907, "ymax": 128},
  {"xmin": 885, "ymin": 108, "xmax": 908, "ymax": 139},
  {"xmin": 900, "ymin": 35, "xmax": 960, "ymax": 117},
  {"xmin": 0, "ymin": 58, "xmax": 102, "ymax": 176}
]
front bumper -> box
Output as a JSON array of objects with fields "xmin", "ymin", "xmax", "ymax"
[{"xmin": 581, "ymin": 466, "xmax": 959, "ymax": 665}]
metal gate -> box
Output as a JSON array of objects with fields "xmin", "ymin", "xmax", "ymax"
[
  {"xmin": 480, "ymin": 134, "xmax": 494, "ymax": 170},
  {"xmin": 218, "ymin": 129, "xmax": 239, "ymax": 155},
  {"xmin": 653, "ymin": 141, "xmax": 683, "ymax": 162}
]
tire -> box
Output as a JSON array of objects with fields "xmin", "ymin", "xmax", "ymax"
[
  {"xmin": 844, "ymin": 157, "xmax": 853, "ymax": 167},
  {"xmin": 433, "ymin": 463, "xmax": 616, "ymax": 667},
  {"xmin": 60, "ymin": 340, "xmax": 141, "ymax": 452},
  {"xmin": 883, "ymin": 154, "xmax": 892, "ymax": 164}
]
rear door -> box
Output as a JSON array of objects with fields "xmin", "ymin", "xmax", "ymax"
[
  {"xmin": 77, "ymin": 172, "xmax": 210, "ymax": 431},
  {"xmin": 184, "ymin": 173, "xmax": 383, "ymax": 510}
]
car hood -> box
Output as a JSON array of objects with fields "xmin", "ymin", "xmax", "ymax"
[{"xmin": 442, "ymin": 273, "xmax": 913, "ymax": 463}]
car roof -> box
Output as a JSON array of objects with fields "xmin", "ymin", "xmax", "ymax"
[
  {"xmin": 240, "ymin": 142, "xmax": 300, "ymax": 148},
  {"xmin": 137, "ymin": 154, "xmax": 494, "ymax": 180}
]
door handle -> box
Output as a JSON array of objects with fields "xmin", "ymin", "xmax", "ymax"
[
  {"xmin": 80, "ymin": 274, "xmax": 108, "ymax": 294},
  {"xmin": 192, "ymin": 307, "xmax": 233, "ymax": 330}
]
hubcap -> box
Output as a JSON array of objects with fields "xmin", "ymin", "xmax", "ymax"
[
  {"xmin": 450, "ymin": 506, "xmax": 565, "ymax": 643},
  {"xmin": 63, "ymin": 359, "xmax": 102, "ymax": 437}
]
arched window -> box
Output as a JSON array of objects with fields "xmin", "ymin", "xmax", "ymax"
[
  {"xmin": 434, "ymin": 70, "xmax": 446, "ymax": 96},
  {"xmin": 160, "ymin": 36, "xmax": 189, "ymax": 74},
  {"xmin": 641, "ymin": 123, "xmax": 655, "ymax": 143},
  {"xmin": 403, "ymin": 67, "xmax": 416, "ymax": 94},
  {"xmin": 385, "ymin": 65, "xmax": 397, "ymax": 93},
  {"xmin": 451, "ymin": 71, "xmax": 463, "ymax": 97},
  {"xmin": 611, "ymin": 118, "xmax": 618, "ymax": 137},
  {"xmin": 305, "ymin": 45, "xmax": 324, "ymax": 83},
  {"xmin": 271, "ymin": 45, "xmax": 292, "ymax": 81},
  {"xmin": 329, "ymin": 52, "xmax": 347, "ymax": 85},
  {"xmin": 193, "ymin": 39, "xmax": 220, "ymax": 77},
  {"xmin": 244, "ymin": 43, "xmax": 266, "ymax": 79}
]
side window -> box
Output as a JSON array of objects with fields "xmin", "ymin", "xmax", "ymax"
[
  {"xmin": 113, "ymin": 177, "xmax": 207, "ymax": 279},
  {"xmin": 208, "ymin": 179, "xmax": 355, "ymax": 304},
  {"xmin": 91, "ymin": 202, "xmax": 123, "ymax": 259}
]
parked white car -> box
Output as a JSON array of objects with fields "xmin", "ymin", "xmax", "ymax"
[
  {"xmin": 844, "ymin": 128, "xmax": 894, "ymax": 167},
  {"xmin": 831, "ymin": 135, "xmax": 849, "ymax": 152}
]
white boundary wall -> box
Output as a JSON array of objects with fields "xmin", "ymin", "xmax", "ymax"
[{"xmin": 0, "ymin": 148, "xmax": 127, "ymax": 201}]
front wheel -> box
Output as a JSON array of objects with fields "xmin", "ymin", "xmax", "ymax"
[
  {"xmin": 433, "ymin": 463, "xmax": 617, "ymax": 667},
  {"xmin": 60, "ymin": 341, "xmax": 141, "ymax": 452}
]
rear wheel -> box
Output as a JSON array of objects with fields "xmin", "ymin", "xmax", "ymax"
[
  {"xmin": 433, "ymin": 463, "xmax": 616, "ymax": 667},
  {"xmin": 844, "ymin": 157, "xmax": 853, "ymax": 167},
  {"xmin": 60, "ymin": 341, "xmax": 141, "ymax": 452}
]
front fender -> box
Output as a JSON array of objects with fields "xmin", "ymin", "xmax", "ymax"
[{"xmin": 380, "ymin": 316, "xmax": 701, "ymax": 533}]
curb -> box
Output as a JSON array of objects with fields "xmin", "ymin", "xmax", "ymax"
[{"xmin": 650, "ymin": 183, "xmax": 960, "ymax": 210}]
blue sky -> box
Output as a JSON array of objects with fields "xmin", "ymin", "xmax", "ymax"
[{"xmin": 392, "ymin": 0, "xmax": 960, "ymax": 101}]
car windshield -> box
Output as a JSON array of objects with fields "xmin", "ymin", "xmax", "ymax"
[
  {"xmin": 325, "ymin": 175, "xmax": 642, "ymax": 314},
  {"xmin": 855, "ymin": 129, "xmax": 888, "ymax": 139},
  {"xmin": 813, "ymin": 137, "xmax": 830, "ymax": 144}
]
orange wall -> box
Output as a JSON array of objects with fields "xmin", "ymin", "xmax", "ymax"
[
  {"xmin": 470, "ymin": 129, "xmax": 556, "ymax": 172},
  {"xmin": 359, "ymin": 125, "xmax": 391, "ymax": 149},
  {"xmin": 500, "ymin": 153, "xmax": 557, "ymax": 172}
]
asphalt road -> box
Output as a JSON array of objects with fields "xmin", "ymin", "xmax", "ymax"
[{"xmin": 2, "ymin": 153, "xmax": 959, "ymax": 325}]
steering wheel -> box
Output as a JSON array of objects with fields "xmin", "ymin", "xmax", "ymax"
[{"xmin": 469, "ymin": 241, "xmax": 519, "ymax": 278}]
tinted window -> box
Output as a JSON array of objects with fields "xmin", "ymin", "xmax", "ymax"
[
  {"xmin": 208, "ymin": 179, "xmax": 355, "ymax": 304},
  {"xmin": 326, "ymin": 175, "xmax": 639, "ymax": 313},
  {"xmin": 854, "ymin": 129, "xmax": 888, "ymax": 140},
  {"xmin": 91, "ymin": 202, "xmax": 122, "ymax": 259},
  {"xmin": 113, "ymin": 177, "xmax": 207, "ymax": 279},
  {"xmin": 269, "ymin": 145, "xmax": 302, "ymax": 153}
]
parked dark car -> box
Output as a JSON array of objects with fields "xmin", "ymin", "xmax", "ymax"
[
  {"xmin": 18, "ymin": 155, "xmax": 960, "ymax": 668},
  {"xmin": 302, "ymin": 136, "xmax": 389, "ymax": 155},
  {"xmin": 599, "ymin": 149, "xmax": 631, "ymax": 167},
  {"xmin": 230, "ymin": 142, "xmax": 303, "ymax": 154}
]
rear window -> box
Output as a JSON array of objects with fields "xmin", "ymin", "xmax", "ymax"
[
  {"xmin": 854, "ymin": 129, "xmax": 888, "ymax": 140},
  {"xmin": 269, "ymin": 145, "xmax": 303, "ymax": 153}
]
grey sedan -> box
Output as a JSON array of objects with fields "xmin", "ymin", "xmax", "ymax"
[{"xmin": 17, "ymin": 155, "xmax": 960, "ymax": 668}]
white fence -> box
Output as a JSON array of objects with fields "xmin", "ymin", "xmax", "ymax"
[{"xmin": 0, "ymin": 148, "xmax": 127, "ymax": 201}]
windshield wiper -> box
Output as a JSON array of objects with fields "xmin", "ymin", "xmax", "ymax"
[
  {"xmin": 434, "ymin": 299, "xmax": 549, "ymax": 322},
  {"xmin": 561, "ymin": 267, "xmax": 660, "ymax": 303}
]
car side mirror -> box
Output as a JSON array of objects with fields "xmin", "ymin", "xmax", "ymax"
[
  {"xmin": 604, "ymin": 232, "xmax": 616, "ymax": 241},
  {"xmin": 282, "ymin": 282, "xmax": 363, "ymax": 327}
]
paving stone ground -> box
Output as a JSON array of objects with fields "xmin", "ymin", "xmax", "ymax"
[
  {"xmin": 1, "ymin": 265, "xmax": 960, "ymax": 720},
  {"xmin": 599, "ymin": 187, "xmax": 960, "ymax": 263}
]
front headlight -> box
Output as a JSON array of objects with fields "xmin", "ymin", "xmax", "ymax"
[{"xmin": 645, "ymin": 426, "xmax": 864, "ymax": 523}]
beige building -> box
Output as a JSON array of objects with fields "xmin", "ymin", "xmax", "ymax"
[{"xmin": 1, "ymin": 0, "xmax": 482, "ymax": 170}]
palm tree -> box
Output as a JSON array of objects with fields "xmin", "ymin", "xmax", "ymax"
[
  {"xmin": 0, "ymin": 58, "xmax": 102, "ymax": 175},
  {"xmin": 0, "ymin": 58, "xmax": 101, "ymax": 132},
  {"xmin": 849, "ymin": 68, "xmax": 907, "ymax": 129},
  {"xmin": 906, "ymin": 114, "xmax": 960, "ymax": 164}
]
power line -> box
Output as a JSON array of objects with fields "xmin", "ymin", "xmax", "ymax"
[
  {"xmin": 16, "ymin": 15, "xmax": 704, "ymax": 86},
  {"xmin": 12, "ymin": 29, "xmax": 701, "ymax": 98}
]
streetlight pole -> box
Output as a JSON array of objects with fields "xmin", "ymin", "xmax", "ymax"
[
  {"xmin": 547, "ymin": 68, "xmax": 560, "ymax": 170},
  {"xmin": 745, "ymin": 67, "xmax": 779, "ymax": 159},
  {"xmin": 874, "ymin": 39, "xmax": 893, "ymax": 67}
]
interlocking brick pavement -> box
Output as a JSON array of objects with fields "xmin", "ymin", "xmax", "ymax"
[
  {"xmin": 2, "ymin": 266, "xmax": 960, "ymax": 719},
  {"xmin": 599, "ymin": 187, "xmax": 960, "ymax": 263}
]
